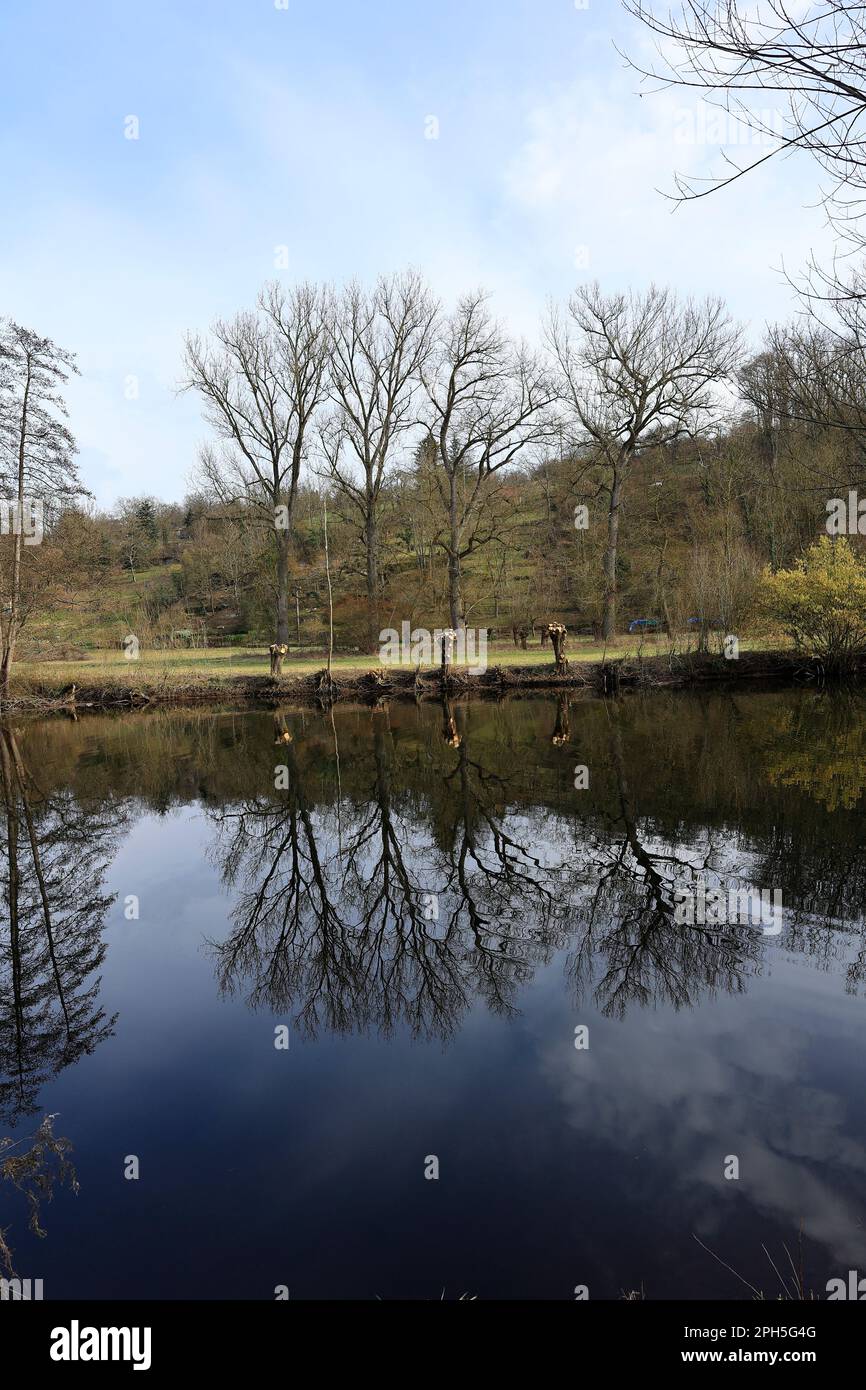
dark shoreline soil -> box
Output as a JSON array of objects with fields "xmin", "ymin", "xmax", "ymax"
[{"xmin": 1, "ymin": 649, "xmax": 834, "ymax": 714}]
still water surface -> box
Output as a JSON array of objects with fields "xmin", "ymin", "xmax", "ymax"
[{"xmin": 2, "ymin": 691, "xmax": 866, "ymax": 1299}]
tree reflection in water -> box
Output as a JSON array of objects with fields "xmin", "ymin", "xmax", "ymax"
[
  {"xmin": 0, "ymin": 721, "xmax": 119, "ymax": 1271},
  {"xmin": 566, "ymin": 708, "xmax": 760, "ymax": 1017},
  {"xmin": 0, "ymin": 724, "xmax": 119, "ymax": 1125},
  {"xmin": 209, "ymin": 707, "xmax": 562, "ymax": 1037},
  {"xmin": 208, "ymin": 699, "xmax": 768, "ymax": 1038},
  {"xmin": 2, "ymin": 691, "xmax": 866, "ymax": 1296}
]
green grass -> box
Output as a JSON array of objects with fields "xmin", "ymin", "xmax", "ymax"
[
  {"xmin": 8, "ymin": 632, "xmax": 789, "ymax": 695},
  {"xmin": 23, "ymin": 564, "xmax": 186, "ymax": 652}
]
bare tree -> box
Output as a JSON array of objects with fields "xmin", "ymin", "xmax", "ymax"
[
  {"xmin": 183, "ymin": 282, "xmax": 331, "ymax": 648},
  {"xmin": 0, "ymin": 322, "xmax": 83, "ymax": 697},
  {"xmin": 320, "ymin": 271, "xmax": 438, "ymax": 647},
  {"xmin": 621, "ymin": 1, "xmax": 866, "ymax": 250},
  {"xmin": 787, "ymin": 318, "xmax": 866, "ymax": 435},
  {"xmin": 422, "ymin": 292, "xmax": 556, "ymax": 629},
  {"xmin": 738, "ymin": 343, "xmax": 796, "ymax": 475},
  {"xmin": 547, "ymin": 283, "xmax": 740, "ymax": 640}
]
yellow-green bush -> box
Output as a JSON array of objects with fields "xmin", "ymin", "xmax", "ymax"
[{"xmin": 761, "ymin": 536, "xmax": 866, "ymax": 673}]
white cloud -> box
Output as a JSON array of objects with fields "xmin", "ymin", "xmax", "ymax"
[
  {"xmin": 502, "ymin": 72, "xmax": 838, "ymax": 334},
  {"xmin": 0, "ymin": 24, "xmax": 845, "ymax": 505}
]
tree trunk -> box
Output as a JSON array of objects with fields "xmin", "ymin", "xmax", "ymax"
[
  {"xmin": 269, "ymin": 644, "xmax": 288, "ymax": 677},
  {"xmin": 0, "ymin": 641, "xmax": 15, "ymax": 700},
  {"xmin": 602, "ymin": 454, "xmax": 626, "ymax": 643},
  {"xmin": 1, "ymin": 373, "xmax": 30, "ymax": 699},
  {"xmin": 365, "ymin": 507, "xmax": 379, "ymax": 651},
  {"xmin": 275, "ymin": 526, "xmax": 290, "ymax": 646},
  {"xmin": 548, "ymin": 624, "xmax": 567, "ymax": 671},
  {"xmin": 448, "ymin": 474, "xmax": 462, "ymax": 629},
  {"xmin": 440, "ymin": 630, "xmax": 455, "ymax": 680}
]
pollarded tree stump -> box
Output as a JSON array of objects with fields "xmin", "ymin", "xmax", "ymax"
[
  {"xmin": 440, "ymin": 628, "xmax": 457, "ymax": 681},
  {"xmin": 546, "ymin": 622, "xmax": 568, "ymax": 672},
  {"xmin": 269, "ymin": 643, "xmax": 289, "ymax": 677}
]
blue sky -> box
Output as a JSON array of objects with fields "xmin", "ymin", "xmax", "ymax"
[{"xmin": 0, "ymin": 0, "xmax": 836, "ymax": 505}]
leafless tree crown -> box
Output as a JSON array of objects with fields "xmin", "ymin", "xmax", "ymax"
[{"xmin": 623, "ymin": 1, "xmax": 866, "ymax": 246}]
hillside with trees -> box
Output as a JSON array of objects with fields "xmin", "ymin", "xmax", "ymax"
[{"xmin": 4, "ymin": 276, "xmax": 866, "ymax": 681}]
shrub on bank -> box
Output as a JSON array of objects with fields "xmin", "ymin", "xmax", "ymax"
[{"xmin": 761, "ymin": 536, "xmax": 866, "ymax": 675}]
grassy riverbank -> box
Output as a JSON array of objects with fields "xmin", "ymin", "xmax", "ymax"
[{"xmin": 1, "ymin": 636, "xmax": 813, "ymax": 711}]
